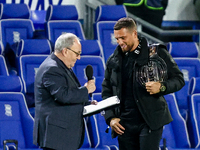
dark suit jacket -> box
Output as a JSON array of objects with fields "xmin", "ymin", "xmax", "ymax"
[{"xmin": 33, "ymin": 53, "xmax": 89, "ymax": 150}]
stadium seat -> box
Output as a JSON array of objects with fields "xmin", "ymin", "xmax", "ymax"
[
  {"xmin": 88, "ymin": 93, "xmax": 118, "ymax": 149},
  {"xmin": 15, "ymin": 39, "xmax": 52, "ymax": 58},
  {"xmin": 30, "ymin": 10, "xmax": 46, "ymax": 30},
  {"xmin": 87, "ymin": 113, "xmax": 119, "ymax": 150},
  {"xmin": 0, "ymin": 92, "xmax": 41, "ymax": 150},
  {"xmin": 0, "ymin": 41, "xmax": 4, "ymax": 55},
  {"xmin": 79, "ymin": 118, "xmax": 110, "ymax": 150},
  {"xmin": 18, "ymin": 55, "xmax": 48, "ymax": 116},
  {"xmin": 0, "ymin": 3, "xmax": 35, "ymax": 71},
  {"xmin": 94, "ymin": 5, "xmax": 127, "ymax": 62},
  {"xmin": 13, "ymin": 38, "xmax": 51, "ymax": 117},
  {"xmin": 187, "ymin": 77, "xmax": 200, "ymax": 148},
  {"xmin": 81, "ymin": 40, "xmax": 104, "ymax": 58},
  {"xmin": 0, "ymin": 55, "xmax": 9, "ymax": 76},
  {"xmin": 173, "ymin": 58, "xmax": 200, "ymax": 120},
  {"xmin": 0, "ymin": 3, "xmax": 35, "ymax": 47},
  {"xmin": 168, "ymin": 42, "xmax": 199, "ymax": 58},
  {"xmin": 0, "ymin": 75, "xmax": 23, "ymax": 92},
  {"xmin": 160, "ymin": 94, "xmax": 191, "ymax": 149},
  {"xmin": 45, "ymin": 5, "xmax": 85, "ymax": 45},
  {"xmin": 73, "ymin": 56, "xmax": 105, "ymax": 94}
]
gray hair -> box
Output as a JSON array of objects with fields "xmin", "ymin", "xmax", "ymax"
[{"xmin": 54, "ymin": 33, "xmax": 80, "ymax": 52}]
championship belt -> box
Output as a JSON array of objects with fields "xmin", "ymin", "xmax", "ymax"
[{"xmin": 136, "ymin": 44, "xmax": 168, "ymax": 88}]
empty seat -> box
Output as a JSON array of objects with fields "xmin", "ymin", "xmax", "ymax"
[
  {"xmin": 160, "ymin": 94, "xmax": 191, "ymax": 149},
  {"xmin": 18, "ymin": 55, "xmax": 48, "ymax": 112},
  {"xmin": 173, "ymin": 58, "xmax": 200, "ymax": 120},
  {"xmin": 81, "ymin": 40, "xmax": 104, "ymax": 58},
  {"xmin": 187, "ymin": 77, "xmax": 200, "ymax": 148},
  {"xmin": 45, "ymin": 5, "xmax": 85, "ymax": 45},
  {"xmin": 0, "ymin": 75, "xmax": 23, "ymax": 92},
  {"xmin": 16, "ymin": 39, "xmax": 52, "ymax": 57},
  {"xmin": 16, "ymin": 39, "xmax": 51, "ymax": 117},
  {"xmin": 168, "ymin": 42, "xmax": 199, "ymax": 58},
  {"xmin": 0, "ymin": 92, "xmax": 41, "ymax": 150},
  {"xmin": 0, "ymin": 55, "xmax": 9, "ymax": 76},
  {"xmin": 0, "ymin": 3, "xmax": 35, "ymax": 47},
  {"xmin": 87, "ymin": 113, "xmax": 119, "ymax": 150},
  {"xmin": 30, "ymin": 10, "xmax": 46, "ymax": 30},
  {"xmin": 0, "ymin": 3, "xmax": 35, "ymax": 71},
  {"xmin": 94, "ymin": 5, "xmax": 127, "ymax": 63}
]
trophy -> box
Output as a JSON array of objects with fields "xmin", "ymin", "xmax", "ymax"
[{"xmin": 136, "ymin": 45, "xmax": 168, "ymax": 88}]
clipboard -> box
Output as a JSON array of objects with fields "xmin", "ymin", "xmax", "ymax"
[{"xmin": 83, "ymin": 96, "xmax": 120, "ymax": 117}]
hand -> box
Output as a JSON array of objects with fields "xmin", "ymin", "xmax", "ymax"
[
  {"xmin": 84, "ymin": 79, "xmax": 96, "ymax": 94},
  {"xmin": 110, "ymin": 118, "xmax": 125, "ymax": 135},
  {"xmin": 91, "ymin": 100, "xmax": 98, "ymax": 105},
  {"xmin": 145, "ymin": 81, "xmax": 161, "ymax": 95}
]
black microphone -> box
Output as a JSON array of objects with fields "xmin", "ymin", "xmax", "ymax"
[{"xmin": 85, "ymin": 65, "xmax": 93, "ymax": 97}]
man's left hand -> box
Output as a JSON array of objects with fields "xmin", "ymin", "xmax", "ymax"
[
  {"xmin": 91, "ymin": 100, "xmax": 98, "ymax": 105},
  {"xmin": 145, "ymin": 82, "xmax": 161, "ymax": 95}
]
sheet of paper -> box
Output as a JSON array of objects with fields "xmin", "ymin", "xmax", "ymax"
[{"xmin": 83, "ymin": 96, "xmax": 120, "ymax": 116}]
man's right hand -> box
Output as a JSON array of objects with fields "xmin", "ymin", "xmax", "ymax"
[
  {"xmin": 110, "ymin": 118, "xmax": 125, "ymax": 135},
  {"xmin": 84, "ymin": 79, "xmax": 96, "ymax": 94}
]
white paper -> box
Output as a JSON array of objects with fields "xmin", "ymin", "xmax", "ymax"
[{"xmin": 83, "ymin": 96, "xmax": 120, "ymax": 116}]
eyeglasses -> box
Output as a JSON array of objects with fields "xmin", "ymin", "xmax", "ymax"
[{"xmin": 67, "ymin": 47, "xmax": 81, "ymax": 57}]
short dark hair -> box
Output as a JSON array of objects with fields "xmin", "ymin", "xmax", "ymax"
[{"xmin": 114, "ymin": 17, "xmax": 137, "ymax": 31}]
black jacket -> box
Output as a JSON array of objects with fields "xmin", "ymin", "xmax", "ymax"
[{"xmin": 102, "ymin": 38, "xmax": 185, "ymax": 131}]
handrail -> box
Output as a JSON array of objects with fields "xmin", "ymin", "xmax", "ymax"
[
  {"xmin": 128, "ymin": 13, "xmax": 200, "ymax": 49},
  {"xmin": 129, "ymin": 13, "xmax": 200, "ymax": 36},
  {"xmin": 85, "ymin": 0, "xmax": 200, "ymax": 49}
]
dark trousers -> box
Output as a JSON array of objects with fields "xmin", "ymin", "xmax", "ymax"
[{"xmin": 118, "ymin": 123, "xmax": 163, "ymax": 150}]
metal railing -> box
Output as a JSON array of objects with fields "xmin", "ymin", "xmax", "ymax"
[{"xmin": 84, "ymin": 0, "xmax": 200, "ymax": 49}]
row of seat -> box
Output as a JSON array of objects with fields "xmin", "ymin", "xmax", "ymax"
[
  {"xmin": 0, "ymin": 80, "xmax": 198, "ymax": 150},
  {"xmin": 0, "ymin": 2, "xmax": 200, "ymax": 150}
]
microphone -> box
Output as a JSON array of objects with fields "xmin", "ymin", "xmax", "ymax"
[{"xmin": 85, "ymin": 65, "xmax": 93, "ymax": 97}]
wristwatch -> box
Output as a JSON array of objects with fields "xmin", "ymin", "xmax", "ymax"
[{"xmin": 160, "ymin": 83, "xmax": 166, "ymax": 92}]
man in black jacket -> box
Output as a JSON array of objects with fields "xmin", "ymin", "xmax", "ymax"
[
  {"xmin": 102, "ymin": 17, "xmax": 185, "ymax": 150},
  {"xmin": 33, "ymin": 33, "xmax": 96, "ymax": 150}
]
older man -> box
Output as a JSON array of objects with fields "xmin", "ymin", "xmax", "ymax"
[{"xmin": 33, "ymin": 33, "xmax": 96, "ymax": 150}]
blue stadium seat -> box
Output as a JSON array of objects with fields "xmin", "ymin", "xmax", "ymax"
[
  {"xmin": 0, "ymin": 92, "xmax": 42, "ymax": 150},
  {"xmin": 0, "ymin": 55, "xmax": 9, "ymax": 76},
  {"xmin": 0, "ymin": 76, "xmax": 23, "ymax": 92},
  {"xmin": 18, "ymin": 55, "xmax": 48, "ymax": 116},
  {"xmin": 73, "ymin": 56, "xmax": 105, "ymax": 94},
  {"xmin": 94, "ymin": 5, "xmax": 127, "ymax": 63},
  {"xmin": 79, "ymin": 117, "xmax": 110, "ymax": 150},
  {"xmin": 0, "ymin": 3, "xmax": 35, "ymax": 72},
  {"xmin": 168, "ymin": 42, "xmax": 199, "ymax": 58},
  {"xmin": 0, "ymin": 41, "xmax": 4, "ymax": 55},
  {"xmin": 87, "ymin": 114, "xmax": 119, "ymax": 150},
  {"xmin": 45, "ymin": 5, "xmax": 85, "ymax": 44},
  {"xmin": 173, "ymin": 58, "xmax": 200, "ymax": 120},
  {"xmin": 187, "ymin": 77, "xmax": 200, "ymax": 148},
  {"xmin": 81, "ymin": 40, "xmax": 104, "ymax": 58},
  {"xmin": 14, "ymin": 39, "xmax": 51, "ymax": 117},
  {"xmin": 0, "ymin": 3, "xmax": 34, "ymax": 47},
  {"xmin": 30, "ymin": 10, "xmax": 46, "ymax": 30},
  {"xmin": 160, "ymin": 94, "xmax": 191, "ymax": 149},
  {"xmin": 87, "ymin": 93, "xmax": 118, "ymax": 149},
  {"xmin": 16, "ymin": 39, "xmax": 52, "ymax": 56}
]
